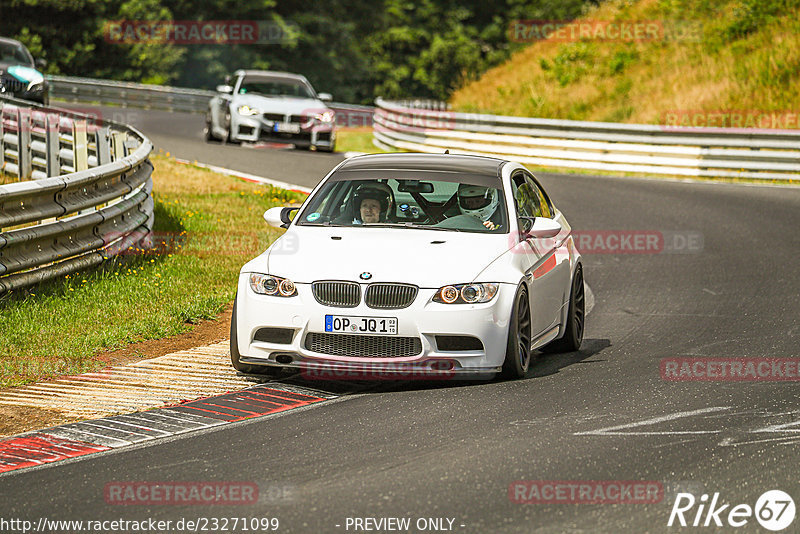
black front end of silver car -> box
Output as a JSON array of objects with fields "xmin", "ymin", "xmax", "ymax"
[{"xmin": 0, "ymin": 70, "xmax": 49, "ymax": 105}]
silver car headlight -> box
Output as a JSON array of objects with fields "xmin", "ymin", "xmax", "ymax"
[
  {"xmin": 314, "ymin": 110, "xmax": 335, "ymax": 123},
  {"xmin": 433, "ymin": 283, "xmax": 498, "ymax": 304},
  {"xmin": 237, "ymin": 105, "xmax": 261, "ymax": 116},
  {"xmin": 249, "ymin": 273, "xmax": 297, "ymax": 297}
]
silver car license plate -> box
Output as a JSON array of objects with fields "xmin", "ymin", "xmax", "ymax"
[
  {"xmin": 325, "ymin": 315, "xmax": 398, "ymax": 335},
  {"xmin": 274, "ymin": 122, "xmax": 300, "ymax": 134}
]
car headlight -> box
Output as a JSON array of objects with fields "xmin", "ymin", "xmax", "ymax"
[
  {"xmin": 237, "ymin": 105, "xmax": 261, "ymax": 116},
  {"xmin": 314, "ymin": 110, "xmax": 335, "ymax": 123},
  {"xmin": 27, "ymin": 81, "xmax": 44, "ymax": 92},
  {"xmin": 249, "ymin": 273, "xmax": 297, "ymax": 297},
  {"xmin": 433, "ymin": 283, "xmax": 498, "ymax": 304}
]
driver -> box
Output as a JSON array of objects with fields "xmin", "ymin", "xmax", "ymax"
[
  {"xmin": 457, "ymin": 183, "xmax": 502, "ymax": 230},
  {"xmin": 351, "ymin": 182, "xmax": 394, "ymax": 224}
]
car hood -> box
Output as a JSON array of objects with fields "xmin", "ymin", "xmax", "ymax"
[
  {"xmin": 245, "ymin": 226, "xmax": 513, "ymax": 287},
  {"xmin": 231, "ymin": 93, "xmax": 329, "ymax": 115}
]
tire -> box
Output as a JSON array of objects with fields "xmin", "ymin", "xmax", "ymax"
[
  {"xmin": 501, "ymin": 285, "xmax": 532, "ymax": 379},
  {"xmin": 541, "ymin": 264, "xmax": 585, "ymax": 353},
  {"xmin": 204, "ymin": 115, "xmax": 217, "ymax": 142},
  {"xmin": 230, "ymin": 297, "xmax": 281, "ymax": 376},
  {"xmin": 223, "ymin": 110, "xmax": 240, "ymax": 145}
]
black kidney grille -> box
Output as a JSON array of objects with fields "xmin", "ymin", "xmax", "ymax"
[
  {"xmin": 365, "ymin": 283, "xmax": 418, "ymax": 309},
  {"xmin": 263, "ymin": 113, "xmax": 286, "ymax": 122},
  {"xmin": 312, "ymin": 281, "xmax": 361, "ymax": 308},
  {"xmin": 305, "ymin": 332, "xmax": 422, "ymax": 358}
]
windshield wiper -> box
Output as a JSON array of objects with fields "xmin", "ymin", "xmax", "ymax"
[{"xmin": 363, "ymin": 223, "xmax": 464, "ymax": 232}]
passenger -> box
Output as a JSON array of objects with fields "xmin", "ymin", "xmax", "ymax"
[
  {"xmin": 457, "ymin": 183, "xmax": 502, "ymax": 230},
  {"xmin": 351, "ymin": 182, "xmax": 394, "ymax": 224}
]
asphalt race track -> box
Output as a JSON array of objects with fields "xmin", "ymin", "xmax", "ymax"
[
  {"xmin": 61, "ymin": 103, "xmax": 345, "ymax": 187},
  {"xmin": 2, "ymin": 106, "xmax": 800, "ymax": 533}
]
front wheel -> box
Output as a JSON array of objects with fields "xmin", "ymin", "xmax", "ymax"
[
  {"xmin": 223, "ymin": 110, "xmax": 240, "ymax": 145},
  {"xmin": 204, "ymin": 114, "xmax": 218, "ymax": 142},
  {"xmin": 501, "ymin": 285, "xmax": 532, "ymax": 379},
  {"xmin": 541, "ymin": 264, "xmax": 585, "ymax": 353}
]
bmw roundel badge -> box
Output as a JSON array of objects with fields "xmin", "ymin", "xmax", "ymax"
[{"xmin": 360, "ymin": 272, "xmax": 372, "ymax": 280}]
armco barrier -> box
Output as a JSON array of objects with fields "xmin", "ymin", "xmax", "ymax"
[
  {"xmin": 373, "ymin": 98, "xmax": 800, "ymax": 180},
  {"xmin": 48, "ymin": 75, "xmax": 215, "ymax": 114},
  {"xmin": 47, "ymin": 75, "xmax": 373, "ymax": 120},
  {"xmin": 0, "ymin": 95, "xmax": 154, "ymax": 295}
]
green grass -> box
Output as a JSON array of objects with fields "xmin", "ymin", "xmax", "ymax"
[
  {"xmin": 0, "ymin": 153, "xmax": 307, "ymax": 388},
  {"xmin": 1, "ymin": 171, "xmax": 17, "ymax": 185},
  {"xmin": 336, "ymin": 127, "xmax": 393, "ymax": 154},
  {"xmin": 451, "ymin": 0, "xmax": 800, "ymax": 126}
]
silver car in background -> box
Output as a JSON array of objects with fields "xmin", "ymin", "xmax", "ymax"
[{"xmin": 205, "ymin": 69, "xmax": 336, "ymax": 152}]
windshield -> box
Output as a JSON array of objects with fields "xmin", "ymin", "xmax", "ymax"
[
  {"xmin": 0, "ymin": 42, "xmax": 33, "ymax": 66},
  {"xmin": 237, "ymin": 77, "xmax": 315, "ymax": 98},
  {"xmin": 297, "ymin": 178, "xmax": 508, "ymax": 233}
]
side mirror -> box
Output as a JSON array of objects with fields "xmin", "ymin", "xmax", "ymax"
[
  {"xmin": 264, "ymin": 206, "xmax": 298, "ymax": 229},
  {"xmin": 520, "ymin": 217, "xmax": 561, "ymax": 239},
  {"xmin": 35, "ymin": 58, "xmax": 47, "ymax": 70},
  {"xmin": 318, "ymin": 92, "xmax": 333, "ymax": 102},
  {"xmin": 216, "ymin": 84, "xmax": 233, "ymax": 95}
]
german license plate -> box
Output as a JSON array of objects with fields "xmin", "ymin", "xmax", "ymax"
[
  {"xmin": 325, "ymin": 315, "xmax": 397, "ymax": 335},
  {"xmin": 273, "ymin": 122, "xmax": 300, "ymax": 134}
]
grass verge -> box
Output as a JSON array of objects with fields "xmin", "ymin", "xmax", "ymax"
[
  {"xmin": 451, "ymin": 0, "xmax": 800, "ymax": 126},
  {"xmin": 336, "ymin": 127, "xmax": 393, "ymax": 154},
  {"xmin": 0, "ymin": 152, "xmax": 306, "ymax": 388}
]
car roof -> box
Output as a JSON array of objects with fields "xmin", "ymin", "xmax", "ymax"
[
  {"xmin": 330, "ymin": 153, "xmax": 508, "ymax": 188},
  {"xmin": 233, "ymin": 70, "xmax": 309, "ymax": 83},
  {"xmin": 0, "ymin": 37, "xmax": 25, "ymax": 47},
  {"xmin": 338, "ymin": 153, "xmax": 506, "ymax": 176}
]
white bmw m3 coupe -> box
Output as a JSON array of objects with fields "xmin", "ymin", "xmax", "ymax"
[{"xmin": 231, "ymin": 153, "xmax": 585, "ymax": 379}]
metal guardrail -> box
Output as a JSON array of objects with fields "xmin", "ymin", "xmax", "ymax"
[
  {"xmin": 0, "ymin": 95, "xmax": 154, "ymax": 296},
  {"xmin": 47, "ymin": 75, "xmax": 374, "ymax": 119},
  {"xmin": 49, "ymin": 75, "xmax": 215, "ymax": 114},
  {"xmin": 373, "ymin": 98, "xmax": 800, "ymax": 180}
]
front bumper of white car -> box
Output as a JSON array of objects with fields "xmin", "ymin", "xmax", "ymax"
[
  {"xmin": 231, "ymin": 113, "xmax": 335, "ymax": 149},
  {"xmin": 234, "ymin": 274, "xmax": 517, "ymax": 378}
]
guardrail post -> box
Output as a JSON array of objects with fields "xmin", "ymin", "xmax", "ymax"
[
  {"xmin": 45, "ymin": 112, "xmax": 60, "ymax": 177},
  {"xmin": 18, "ymin": 108, "xmax": 32, "ymax": 179},
  {"xmin": 72, "ymin": 119, "xmax": 89, "ymax": 171},
  {"xmin": 95, "ymin": 126, "xmax": 111, "ymax": 166},
  {"xmin": 111, "ymin": 132, "xmax": 126, "ymax": 161},
  {"xmin": 0, "ymin": 102, "xmax": 4, "ymax": 172}
]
